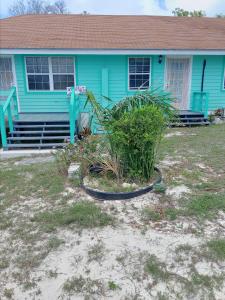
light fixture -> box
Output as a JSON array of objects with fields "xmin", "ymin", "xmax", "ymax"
[{"xmin": 158, "ymin": 55, "xmax": 163, "ymax": 64}]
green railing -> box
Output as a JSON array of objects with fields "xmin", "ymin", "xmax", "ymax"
[
  {"xmin": 191, "ymin": 92, "xmax": 209, "ymax": 118},
  {"xmin": 69, "ymin": 87, "xmax": 79, "ymax": 144},
  {"xmin": 0, "ymin": 86, "xmax": 18, "ymax": 148}
]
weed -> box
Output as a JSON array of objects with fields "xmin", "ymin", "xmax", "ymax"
[
  {"xmin": 108, "ymin": 281, "xmax": 120, "ymax": 290},
  {"xmin": 144, "ymin": 255, "xmax": 170, "ymax": 281},
  {"xmin": 185, "ymin": 193, "xmax": 225, "ymax": 219},
  {"xmin": 33, "ymin": 201, "xmax": 114, "ymax": 232},
  {"xmin": 63, "ymin": 275, "xmax": 105, "ymax": 296},
  {"xmin": 205, "ymin": 239, "xmax": 225, "ymax": 260},
  {"xmin": 87, "ymin": 242, "xmax": 105, "ymax": 263},
  {"xmin": 47, "ymin": 237, "xmax": 64, "ymax": 250},
  {"xmin": 142, "ymin": 208, "xmax": 161, "ymax": 222},
  {"xmin": 164, "ymin": 207, "xmax": 178, "ymax": 220},
  {"xmin": 3, "ymin": 288, "xmax": 14, "ymax": 299},
  {"xmin": 0, "ymin": 256, "xmax": 9, "ymax": 269}
]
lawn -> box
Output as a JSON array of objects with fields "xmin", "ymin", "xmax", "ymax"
[{"xmin": 0, "ymin": 124, "xmax": 225, "ymax": 300}]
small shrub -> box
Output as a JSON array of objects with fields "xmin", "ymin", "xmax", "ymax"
[
  {"xmin": 108, "ymin": 105, "xmax": 165, "ymax": 180},
  {"xmin": 85, "ymin": 90, "xmax": 175, "ymax": 181}
]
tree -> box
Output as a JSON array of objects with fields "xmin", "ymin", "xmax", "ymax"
[
  {"xmin": 8, "ymin": 0, "xmax": 69, "ymax": 16},
  {"xmin": 216, "ymin": 13, "xmax": 225, "ymax": 18},
  {"xmin": 172, "ymin": 8, "xmax": 206, "ymax": 17}
]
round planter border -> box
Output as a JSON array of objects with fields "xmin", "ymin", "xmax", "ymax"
[{"xmin": 81, "ymin": 167, "xmax": 162, "ymax": 201}]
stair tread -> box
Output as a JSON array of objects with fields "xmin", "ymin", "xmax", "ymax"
[
  {"xmin": 14, "ymin": 124, "xmax": 70, "ymax": 128},
  {"xmin": 10, "ymin": 130, "xmax": 70, "ymax": 134},
  {"xmin": 6, "ymin": 143, "xmax": 67, "ymax": 148},
  {"xmin": 14, "ymin": 120, "xmax": 69, "ymax": 124},
  {"xmin": 7, "ymin": 136, "xmax": 70, "ymax": 141}
]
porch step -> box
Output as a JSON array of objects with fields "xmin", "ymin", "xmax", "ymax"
[
  {"xmin": 5, "ymin": 119, "xmax": 75, "ymax": 150},
  {"xmin": 6, "ymin": 143, "xmax": 66, "ymax": 149},
  {"xmin": 14, "ymin": 124, "xmax": 70, "ymax": 129},
  {"xmin": 7, "ymin": 136, "xmax": 70, "ymax": 141},
  {"xmin": 171, "ymin": 111, "xmax": 210, "ymax": 127},
  {"xmin": 9, "ymin": 130, "xmax": 70, "ymax": 135}
]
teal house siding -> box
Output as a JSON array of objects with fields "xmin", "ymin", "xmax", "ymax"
[
  {"xmin": 191, "ymin": 55, "xmax": 225, "ymax": 111},
  {"xmin": 14, "ymin": 54, "xmax": 225, "ymax": 113}
]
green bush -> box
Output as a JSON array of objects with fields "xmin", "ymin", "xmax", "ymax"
[
  {"xmin": 108, "ymin": 105, "xmax": 165, "ymax": 180},
  {"xmin": 83, "ymin": 89, "xmax": 175, "ymax": 181}
]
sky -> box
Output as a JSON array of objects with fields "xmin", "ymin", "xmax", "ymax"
[{"xmin": 0, "ymin": 0, "xmax": 225, "ymax": 18}]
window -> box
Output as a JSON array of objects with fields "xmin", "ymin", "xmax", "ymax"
[
  {"xmin": 25, "ymin": 56, "xmax": 74, "ymax": 91},
  {"xmin": 129, "ymin": 57, "xmax": 150, "ymax": 90},
  {"xmin": 52, "ymin": 57, "xmax": 74, "ymax": 90},
  {"xmin": 26, "ymin": 57, "xmax": 50, "ymax": 90},
  {"xmin": 0, "ymin": 56, "xmax": 14, "ymax": 90}
]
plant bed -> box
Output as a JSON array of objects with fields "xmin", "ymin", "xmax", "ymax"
[{"xmin": 81, "ymin": 167, "xmax": 162, "ymax": 200}]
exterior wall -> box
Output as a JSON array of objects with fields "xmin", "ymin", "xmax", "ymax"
[
  {"xmin": 13, "ymin": 54, "xmax": 224, "ymax": 113},
  {"xmin": 191, "ymin": 55, "xmax": 225, "ymax": 110}
]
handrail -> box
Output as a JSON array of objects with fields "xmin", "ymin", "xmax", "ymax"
[
  {"xmin": 191, "ymin": 92, "xmax": 209, "ymax": 118},
  {"xmin": 0, "ymin": 86, "xmax": 18, "ymax": 148},
  {"xmin": 69, "ymin": 87, "xmax": 79, "ymax": 144}
]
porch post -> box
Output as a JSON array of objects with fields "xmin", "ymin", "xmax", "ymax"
[{"xmin": 0, "ymin": 105, "xmax": 7, "ymax": 148}]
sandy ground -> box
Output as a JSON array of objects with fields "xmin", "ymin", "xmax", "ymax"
[{"xmin": 0, "ymin": 144, "xmax": 225, "ymax": 300}]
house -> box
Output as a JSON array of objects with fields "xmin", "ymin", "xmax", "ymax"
[{"xmin": 0, "ymin": 14, "xmax": 225, "ymax": 150}]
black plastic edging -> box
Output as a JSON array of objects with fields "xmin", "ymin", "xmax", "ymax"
[{"xmin": 81, "ymin": 167, "xmax": 162, "ymax": 201}]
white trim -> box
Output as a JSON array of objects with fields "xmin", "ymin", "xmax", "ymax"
[
  {"xmin": 0, "ymin": 54, "xmax": 21, "ymax": 112},
  {"xmin": 48, "ymin": 57, "xmax": 54, "ymax": 90},
  {"xmin": 11, "ymin": 55, "xmax": 21, "ymax": 112},
  {"xmin": 223, "ymin": 65, "xmax": 225, "ymax": 91},
  {"xmin": 1, "ymin": 49, "xmax": 225, "ymax": 55},
  {"xmin": 24, "ymin": 56, "xmax": 75, "ymax": 92},
  {"xmin": 128, "ymin": 57, "xmax": 151, "ymax": 91},
  {"xmin": 164, "ymin": 55, "xmax": 192, "ymax": 110}
]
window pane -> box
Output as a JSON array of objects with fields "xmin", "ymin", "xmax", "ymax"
[
  {"xmin": 129, "ymin": 57, "xmax": 150, "ymax": 74},
  {"xmin": 26, "ymin": 57, "xmax": 49, "ymax": 74},
  {"xmin": 0, "ymin": 57, "xmax": 14, "ymax": 89},
  {"xmin": 129, "ymin": 57, "xmax": 150, "ymax": 90},
  {"xmin": 129, "ymin": 74, "xmax": 149, "ymax": 90},
  {"xmin": 53, "ymin": 74, "xmax": 74, "ymax": 90},
  {"xmin": 52, "ymin": 57, "xmax": 74, "ymax": 74},
  {"xmin": 28, "ymin": 75, "xmax": 50, "ymax": 90}
]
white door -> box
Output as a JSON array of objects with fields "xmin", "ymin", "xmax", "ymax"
[{"xmin": 165, "ymin": 57, "xmax": 191, "ymax": 110}]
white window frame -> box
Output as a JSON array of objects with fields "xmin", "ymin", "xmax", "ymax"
[
  {"xmin": 25, "ymin": 56, "xmax": 50, "ymax": 91},
  {"xmin": 223, "ymin": 65, "xmax": 225, "ymax": 90},
  {"xmin": 128, "ymin": 57, "xmax": 151, "ymax": 91},
  {"xmin": 51, "ymin": 57, "xmax": 75, "ymax": 91},
  {"xmin": 25, "ymin": 56, "xmax": 75, "ymax": 92}
]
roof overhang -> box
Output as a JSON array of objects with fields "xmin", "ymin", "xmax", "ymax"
[{"xmin": 0, "ymin": 48, "xmax": 225, "ymax": 55}]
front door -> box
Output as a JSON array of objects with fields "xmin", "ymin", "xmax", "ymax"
[{"xmin": 165, "ymin": 57, "xmax": 191, "ymax": 110}]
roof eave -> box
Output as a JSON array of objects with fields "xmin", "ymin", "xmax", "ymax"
[{"xmin": 0, "ymin": 48, "xmax": 225, "ymax": 55}]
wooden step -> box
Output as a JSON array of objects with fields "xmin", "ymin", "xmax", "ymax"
[
  {"xmin": 14, "ymin": 124, "xmax": 70, "ymax": 129},
  {"xmin": 7, "ymin": 136, "xmax": 70, "ymax": 141},
  {"xmin": 6, "ymin": 143, "xmax": 67, "ymax": 149},
  {"xmin": 10, "ymin": 130, "xmax": 70, "ymax": 135},
  {"xmin": 14, "ymin": 120, "xmax": 69, "ymax": 124}
]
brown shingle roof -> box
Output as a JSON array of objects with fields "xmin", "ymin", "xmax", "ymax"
[{"xmin": 0, "ymin": 14, "xmax": 225, "ymax": 50}]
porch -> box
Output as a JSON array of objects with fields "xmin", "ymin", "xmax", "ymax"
[{"xmin": 0, "ymin": 87, "xmax": 209, "ymax": 150}]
